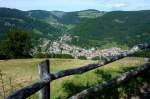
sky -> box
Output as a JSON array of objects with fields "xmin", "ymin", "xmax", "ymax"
[{"xmin": 0, "ymin": 0, "xmax": 150, "ymax": 11}]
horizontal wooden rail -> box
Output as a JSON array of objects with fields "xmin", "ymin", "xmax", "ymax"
[
  {"xmin": 6, "ymin": 43, "xmax": 150, "ymax": 99},
  {"xmin": 69, "ymin": 59, "xmax": 150, "ymax": 99}
]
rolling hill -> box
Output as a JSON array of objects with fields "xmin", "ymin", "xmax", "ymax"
[
  {"xmin": 68, "ymin": 10, "xmax": 150, "ymax": 48},
  {"xmin": 0, "ymin": 8, "xmax": 104, "ymax": 41},
  {"xmin": 27, "ymin": 9, "xmax": 105, "ymax": 29},
  {"xmin": 0, "ymin": 8, "xmax": 61, "ymax": 41},
  {"xmin": 0, "ymin": 7, "xmax": 150, "ymax": 49}
]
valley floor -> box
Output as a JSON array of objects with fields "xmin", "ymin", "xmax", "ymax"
[{"xmin": 0, "ymin": 57, "xmax": 149, "ymax": 99}]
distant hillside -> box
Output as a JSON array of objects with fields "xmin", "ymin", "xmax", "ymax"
[
  {"xmin": 27, "ymin": 10, "xmax": 62, "ymax": 25},
  {"xmin": 68, "ymin": 10, "xmax": 150, "ymax": 48},
  {"xmin": 1, "ymin": 7, "xmax": 150, "ymax": 50},
  {"xmin": 0, "ymin": 8, "xmax": 61, "ymax": 40},
  {"xmin": 27, "ymin": 9, "xmax": 105, "ymax": 29},
  {"xmin": 0, "ymin": 8, "xmax": 105, "ymax": 40}
]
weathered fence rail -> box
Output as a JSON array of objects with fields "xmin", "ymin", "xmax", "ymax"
[{"xmin": 6, "ymin": 43, "xmax": 150, "ymax": 99}]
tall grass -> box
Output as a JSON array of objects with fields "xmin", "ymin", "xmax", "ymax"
[
  {"xmin": 0, "ymin": 59, "xmax": 94, "ymax": 99},
  {"xmin": 0, "ymin": 57, "xmax": 149, "ymax": 99},
  {"xmin": 0, "ymin": 70, "xmax": 6, "ymax": 99}
]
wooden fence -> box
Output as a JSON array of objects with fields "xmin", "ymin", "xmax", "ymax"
[{"xmin": 6, "ymin": 43, "xmax": 150, "ymax": 99}]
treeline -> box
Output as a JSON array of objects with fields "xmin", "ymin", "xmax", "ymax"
[
  {"xmin": 131, "ymin": 49, "xmax": 150, "ymax": 57},
  {"xmin": 33, "ymin": 53, "xmax": 74, "ymax": 59},
  {"xmin": 33, "ymin": 53, "xmax": 90, "ymax": 60},
  {"xmin": 0, "ymin": 28, "xmax": 87, "ymax": 60},
  {"xmin": 0, "ymin": 29, "xmax": 32, "ymax": 59},
  {"xmin": 0, "ymin": 29, "xmax": 74, "ymax": 59}
]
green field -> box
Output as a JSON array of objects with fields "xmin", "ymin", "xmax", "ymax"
[{"xmin": 0, "ymin": 57, "xmax": 149, "ymax": 99}]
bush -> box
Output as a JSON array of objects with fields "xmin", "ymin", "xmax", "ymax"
[
  {"xmin": 33, "ymin": 53, "xmax": 74, "ymax": 59},
  {"xmin": 53, "ymin": 54, "xmax": 74, "ymax": 59},
  {"xmin": 33, "ymin": 53, "xmax": 48, "ymax": 58},
  {"xmin": 91, "ymin": 56, "xmax": 101, "ymax": 60},
  {"xmin": 78, "ymin": 56, "xmax": 87, "ymax": 60},
  {"xmin": 132, "ymin": 49, "xmax": 150, "ymax": 57},
  {"xmin": 0, "ymin": 55, "xmax": 7, "ymax": 60}
]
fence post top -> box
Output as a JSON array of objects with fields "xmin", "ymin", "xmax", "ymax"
[{"xmin": 39, "ymin": 59, "xmax": 49, "ymax": 64}]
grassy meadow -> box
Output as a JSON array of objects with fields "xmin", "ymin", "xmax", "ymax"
[{"xmin": 0, "ymin": 57, "xmax": 149, "ymax": 99}]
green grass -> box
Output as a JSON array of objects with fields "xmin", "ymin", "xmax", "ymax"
[
  {"xmin": 0, "ymin": 57, "xmax": 149, "ymax": 99},
  {"xmin": 0, "ymin": 58, "xmax": 95, "ymax": 99}
]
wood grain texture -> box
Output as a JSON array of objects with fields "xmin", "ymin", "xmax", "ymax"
[{"xmin": 38, "ymin": 60, "xmax": 50, "ymax": 99}]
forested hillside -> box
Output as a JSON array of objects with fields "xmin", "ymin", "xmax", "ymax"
[
  {"xmin": 0, "ymin": 7, "xmax": 150, "ymax": 49},
  {"xmin": 0, "ymin": 8, "xmax": 61, "ymax": 40},
  {"xmin": 69, "ymin": 10, "xmax": 150, "ymax": 48},
  {"xmin": 0, "ymin": 8, "xmax": 104, "ymax": 41},
  {"xmin": 27, "ymin": 9, "xmax": 105, "ymax": 29}
]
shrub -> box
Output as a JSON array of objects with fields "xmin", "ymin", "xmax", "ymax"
[
  {"xmin": 132, "ymin": 49, "xmax": 150, "ymax": 57},
  {"xmin": 33, "ymin": 53, "xmax": 47, "ymax": 58},
  {"xmin": 53, "ymin": 54, "xmax": 74, "ymax": 59},
  {"xmin": 33, "ymin": 53, "xmax": 74, "ymax": 59},
  {"xmin": 91, "ymin": 56, "xmax": 101, "ymax": 60},
  {"xmin": 78, "ymin": 56, "xmax": 87, "ymax": 60}
]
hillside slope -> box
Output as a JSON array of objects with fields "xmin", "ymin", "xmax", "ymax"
[
  {"xmin": 27, "ymin": 9, "xmax": 105, "ymax": 24},
  {"xmin": 1, "ymin": 8, "xmax": 150, "ymax": 49},
  {"xmin": 0, "ymin": 8, "xmax": 105, "ymax": 41},
  {"xmin": 27, "ymin": 9, "xmax": 105, "ymax": 29},
  {"xmin": 0, "ymin": 8, "xmax": 61, "ymax": 40},
  {"xmin": 68, "ymin": 10, "xmax": 150, "ymax": 48}
]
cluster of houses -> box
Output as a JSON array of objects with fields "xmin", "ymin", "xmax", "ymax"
[{"xmin": 48, "ymin": 41, "xmax": 123, "ymax": 59}]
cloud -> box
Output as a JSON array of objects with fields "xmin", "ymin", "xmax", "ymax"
[
  {"xmin": 112, "ymin": 3, "xmax": 128, "ymax": 7},
  {"xmin": 107, "ymin": 2, "xmax": 129, "ymax": 8}
]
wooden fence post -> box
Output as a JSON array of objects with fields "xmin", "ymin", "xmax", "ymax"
[{"xmin": 38, "ymin": 59, "xmax": 50, "ymax": 99}]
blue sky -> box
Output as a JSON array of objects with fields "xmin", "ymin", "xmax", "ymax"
[{"xmin": 0, "ymin": 0, "xmax": 150, "ymax": 11}]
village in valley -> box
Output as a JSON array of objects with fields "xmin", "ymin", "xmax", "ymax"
[
  {"xmin": 35, "ymin": 35, "xmax": 124, "ymax": 59},
  {"xmin": 48, "ymin": 41, "xmax": 123, "ymax": 59}
]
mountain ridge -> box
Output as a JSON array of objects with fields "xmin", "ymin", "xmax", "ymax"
[
  {"xmin": 0, "ymin": 7, "xmax": 150, "ymax": 50},
  {"xmin": 68, "ymin": 10, "xmax": 150, "ymax": 48},
  {"xmin": 0, "ymin": 7, "xmax": 104, "ymax": 41}
]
